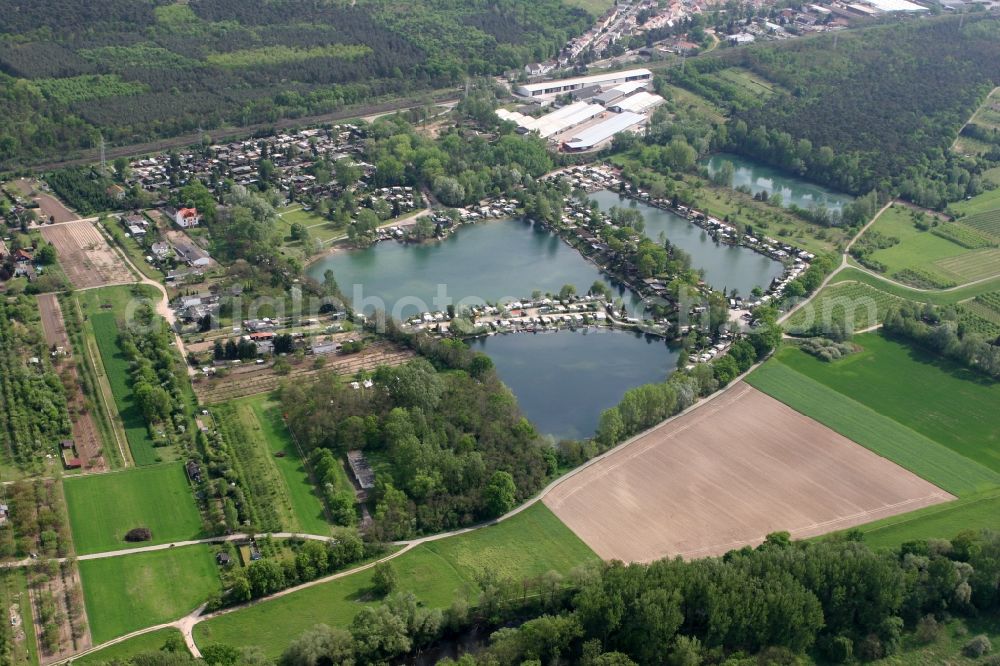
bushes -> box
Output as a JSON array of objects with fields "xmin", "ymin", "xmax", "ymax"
[
  {"xmin": 124, "ymin": 527, "xmax": 152, "ymax": 542},
  {"xmin": 964, "ymin": 634, "xmax": 993, "ymax": 658},
  {"xmin": 798, "ymin": 337, "xmax": 858, "ymax": 362}
]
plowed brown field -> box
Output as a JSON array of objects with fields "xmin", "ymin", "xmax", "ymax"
[
  {"xmin": 544, "ymin": 382, "xmax": 952, "ymax": 562},
  {"xmin": 40, "ymin": 220, "xmax": 134, "ymax": 289}
]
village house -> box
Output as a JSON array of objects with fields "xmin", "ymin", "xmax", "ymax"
[
  {"xmin": 171, "ymin": 237, "xmax": 211, "ymax": 267},
  {"xmin": 173, "ymin": 207, "xmax": 201, "ymax": 229},
  {"xmin": 151, "ymin": 241, "xmax": 171, "ymax": 259},
  {"xmin": 106, "ymin": 184, "xmax": 127, "ymax": 201}
]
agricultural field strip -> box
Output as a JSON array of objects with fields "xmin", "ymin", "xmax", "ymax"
[
  {"xmin": 39, "ymin": 219, "xmax": 136, "ymax": 289},
  {"xmin": 746, "ymin": 360, "xmax": 1000, "ymax": 497},
  {"xmin": 785, "ymin": 280, "xmax": 907, "ymax": 333},
  {"xmin": 544, "ymin": 382, "xmax": 952, "ymax": 562}
]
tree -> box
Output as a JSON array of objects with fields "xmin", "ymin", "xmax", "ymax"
[
  {"xmin": 280, "ymin": 624, "xmax": 355, "ymax": 666},
  {"xmin": 350, "ymin": 605, "xmax": 412, "ymax": 663},
  {"xmin": 371, "ymin": 562, "xmax": 399, "ymax": 597},
  {"xmin": 483, "ymin": 471, "xmax": 517, "ymax": 518},
  {"xmin": 559, "ymin": 284, "xmax": 577, "ymax": 301}
]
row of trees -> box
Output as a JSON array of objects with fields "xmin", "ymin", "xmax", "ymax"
[{"xmin": 883, "ymin": 303, "xmax": 1000, "ymax": 379}]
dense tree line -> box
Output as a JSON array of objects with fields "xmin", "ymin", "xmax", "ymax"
[
  {"xmin": 701, "ymin": 16, "xmax": 1000, "ymax": 209},
  {"xmin": 883, "ymin": 303, "xmax": 1000, "ymax": 379},
  {"xmin": 278, "ymin": 353, "xmax": 550, "ymax": 538},
  {"xmin": 90, "ymin": 530, "xmax": 1000, "ymax": 665}
]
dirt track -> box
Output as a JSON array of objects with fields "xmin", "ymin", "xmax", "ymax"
[
  {"xmin": 544, "ymin": 382, "xmax": 953, "ymax": 562},
  {"xmin": 40, "ymin": 220, "xmax": 135, "ymax": 289}
]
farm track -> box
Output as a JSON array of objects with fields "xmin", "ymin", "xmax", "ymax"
[
  {"xmin": 36, "ymin": 295, "xmax": 107, "ymax": 472},
  {"xmin": 193, "ymin": 344, "xmax": 414, "ymax": 404}
]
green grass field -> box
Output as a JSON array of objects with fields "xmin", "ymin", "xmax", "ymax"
[
  {"xmin": 213, "ymin": 397, "xmax": 330, "ymax": 534},
  {"xmin": 89, "ymin": 312, "xmax": 159, "ymax": 465},
  {"xmin": 784, "ymin": 280, "xmax": 906, "ymax": 333},
  {"xmin": 747, "ymin": 358, "xmax": 1000, "ymax": 497},
  {"xmin": 72, "ymin": 628, "xmax": 182, "ymax": 664},
  {"xmin": 64, "ymin": 464, "xmax": 204, "ymax": 554},
  {"xmin": 770, "ymin": 335, "xmax": 1000, "ymax": 475},
  {"xmin": 863, "ymin": 206, "xmax": 973, "ymax": 286},
  {"xmin": 847, "ymin": 489, "xmax": 1000, "ymax": 551},
  {"xmin": 193, "ymin": 503, "xmax": 596, "ymax": 657},
  {"xmin": 80, "ymin": 546, "xmax": 221, "ymax": 643},
  {"xmin": 562, "ymin": 0, "xmax": 615, "ymax": 16},
  {"xmin": 276, "ymin": 207, "xmax": 346, "ymax": 243},
  {"xmin": 952, "ymin": 186, "xmax": 1000, "ymax": 217}
]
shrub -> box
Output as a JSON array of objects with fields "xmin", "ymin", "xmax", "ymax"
[
  {"xmin": 964, "ymin": 635, "xmax": 992, "ymax": 658},
  {"xmin": 124, "ymin": 527, "xmax": 152, "ymax": 542},
  {"xmin": 914, "ymin": 615, "xmax": 941, "ymax": 644}
]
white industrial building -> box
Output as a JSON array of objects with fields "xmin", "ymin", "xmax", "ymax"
[
  {"xmin": 516, "ymin": 68, "xmax": 653, "ymax": 98},
  {"xmin": 610, "ymin": 91, "xmax": 665, "ymax": 114},
  {"xmin": 594, "ymin": 80, "xmax": 650, "ymax": 106},
  {"xmin": 497, "ymin": 102, "xmax": 607, "ymax": 138},
  {"xmin": 562, "ymin": 112, "xmax": 645, "ymax": 152}
]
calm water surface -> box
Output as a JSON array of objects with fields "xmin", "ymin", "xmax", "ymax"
[
  {"xmin": 471, "ymin": 329, "xmax": 679, "ymax": 440},
  {"xmin": 589, "ymin": 189, "xmax": 784, "ymax": 295},
  {"xmin": 702, "ymin": 152, "xmax": 854, "ymax": 214},
  {"xmin": 307, "ymin": 219, "xmax": 642, "ymax": 317}
]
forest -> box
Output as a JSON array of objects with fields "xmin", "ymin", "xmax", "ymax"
[
  {"xmin": 0, "ymin": 0, "xmax": 593, "ymax": 169},
  {"xmin": 669, "ymin": 15, "xmax": 1000, "ymax": 209},
  {"xmin": 278, "ymin": 351, "xmax": 551, "ymax": 538}
]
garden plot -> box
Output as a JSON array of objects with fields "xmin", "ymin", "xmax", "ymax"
[{"xmin": 40, "ymin": 220, "xmax": 134, "ymax": 289}]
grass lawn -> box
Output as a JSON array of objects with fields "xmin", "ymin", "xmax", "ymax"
[
  {"xmin": 80, "ymin": 546, "xmax": 221, "ymax": 643},
  {"xmin": 194, "ymin": 504, "xmax": 596, "ymax": 657},
  {"xmin": 847, "ymin": 489, "xmax": 1000, "ymax": 551},
  {"xmin": 72, "ymin": 628, "xmax": 181, "ymax": 664},
  {"xmin": 64, "ymin": 463, "xmax": 204, "ymax": 554},
  {"xmin": 277, "ymin": 206, "xmax": 346, "ymax": 243},
  {"xmin": 747, "ymin": 352, "xmax": 1000, "ymax": 497},
  {"xmin": 771, "ymin": 334, "xmax": 1000, "ymax": 475},
  {"xmin": 882, "ymin": 616, "xmax": 1000, "ymax": 666},
  {"xmin": 951, "ymin": 185, "xmax": 1000, "ymax": 217}
]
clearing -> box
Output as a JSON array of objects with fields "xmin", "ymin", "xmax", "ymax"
[
  {"xmin": 37, "ymin": 294, "xmax": 106, "ymax": 472},
  {"xmin": 64, "ymin": 463, "xmax": 204, "ymax": 555},
  {"xmin": 79, "ymin": 546, "xmax": 220, "ymax": 644},
  {"xmin": 543, "ymin": 382, "xmax": 952, "ymax": 562},
  {"xmin": 10, "ymin": 178, "xmax": 78, "ymax": 223},
  {"xmin": 39, "ymin": 220, "xmax": 135, "ymax": 289},
  {"xmin": 953, "ymin": 87, "xmax": 1000, "ymax": 156},
  {"xmin": 764, "ymin": 335, "xmax": 1000, "ymax": 476},
  {"xmin": 193, "ymin": 504, "xmax": 596, "ymax": 657}
]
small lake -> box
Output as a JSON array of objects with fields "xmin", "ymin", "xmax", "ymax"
[
  {"xmin": 307, "ymin": 219, "xmax": 644, "ymax": 318},
  {"xmin": 471, "ymin": 329, "xmax": 679, "ymax": 440},
  {"xmin": 701, "ymin": 152, "xmax": 854, "ymax": 214},
  {"xmin": 589, "ymin": 189, "xmax": 784, "ymax": 295}
]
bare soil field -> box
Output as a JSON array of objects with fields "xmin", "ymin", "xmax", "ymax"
[
  {"xmin": 193, "ymin": 341, "xmax": 414, "ymax": 403},
  {"xmin": 40, "ymin": 220, "xmax": 135, "ymax": 289},
  {"xmin": 37, "ymin": 294, "xmax": 107, "ymax": 472},
  {"xmin": 544, "ymin": 382, "xmax": 953, "ymax": 562},
  {"xmin": 11, "ymin": 179, "xmax": 78, "ymax": 223}
]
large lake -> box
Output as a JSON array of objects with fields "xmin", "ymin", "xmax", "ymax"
[
  {"xmin": 471, "ymin": 329, "xmax": 679, "ymax": 440},
  {"xmin": 307, "ymin": 219, "xmax": 643, "ymax": 318},
  {"xmin": 589, "ymin": 189, "xmax": 784, "ymax": 295},
  {"xmin": 702, "ymin": 152, "xmax": 854, "ymax": 214}
]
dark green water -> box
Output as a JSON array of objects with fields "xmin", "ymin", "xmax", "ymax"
[
  {"xmin": 471, "ymin": 329, "xmax": 679, "ymax": 440},
  {"xmin": 589, "ymin": 189, "xmax": 784, "ymax": 295},
  {"xmin": 307, "ymin": 219, "xmax": 643, "ymax": 317},
  {"xmin": 702, "ymin": 152, "xmax": 854, "ymax": 214}
]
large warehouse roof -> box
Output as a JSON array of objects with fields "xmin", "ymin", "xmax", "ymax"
[
  {"xmin": 594, "ymin": 80, "xmax": 650, "ymax": 106},
  {"xmin": 563, "ymin": 112, "xmax": 645, "ymax": 151},
  {"xmin": 611, "ymin": 91, "xmax": 665, "ymax": 114},
  {"xmin": 516, "ymin": 69, "xmax": 652, "ymax": 97},
  {"xmin": 497, "ymin": 102, "xmax": 605, "ymax": 138}
]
